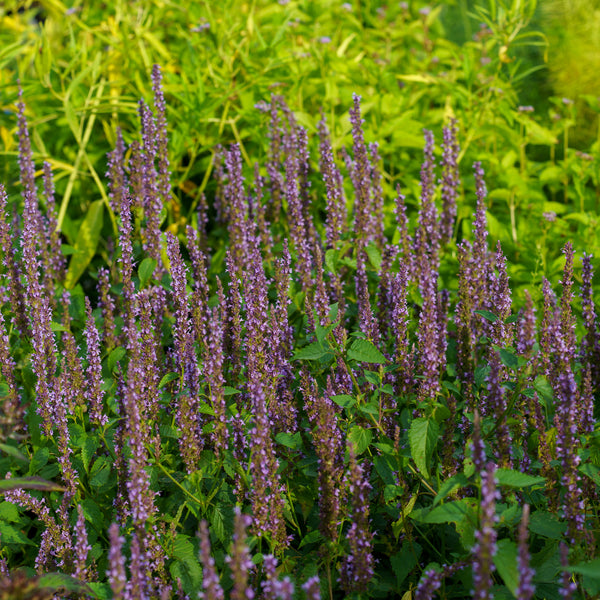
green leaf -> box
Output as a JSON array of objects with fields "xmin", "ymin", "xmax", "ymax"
[
  {"xmin": 107, "ymin": 347, "xmax": 126, "ymax": 373},
  {"xmin": 224, "ymin": 386, "xmax": 241, "ymax": 396},
  {"xmin": 529, "ymin": 511, "xmax": 566, "ymax": 540},
  {"xmin": 293, "ymin": 341, "xmax": 329, "ymax": 361},
  {"xmin": 299, "ymin": 529, "xmax": 323, "ymax": 548},
  {"xmin": 474, "ymin": 309, "xmax": 499, "ymax": 323},
  {"xmin": 0, "ymin": 476, "xmax": 65, "ymax": 493},
  {"xmin": 0, "ymin": 521, "xmax": 36, "ymax": 545},
  {"xmin": 495, "ymin": 469, "xmax": 545, "ymax": 488},
  {"xmin": 347, "ymin": 338, "xmax": 387, "ymax": 364},
  {"xmin": 275, "ymin": 432, "xmax": 303, "ymax": 450},
  {"xmin": 0, "ymin": 443, "xmax": 28, "ymax": 464},
  {"xmin": 331, "ymin": 394, "xmax": 356, "ymax": 410},
  {"xmin": 408, "ymin": 417, "xmax": 439, "ymax": 479},
  {"xmin": 347, "ymin": 426, "xmax": 373, "ymax": 455},
  {"xmin": 65, "ymin": 200, "xmax": 104, "ymax": 289},
  {"xmin": 374, "ymin": 455, "xmax": 395, "ymax": 485},
  {"xmin": 419, "ymin": 499, "xmax": 474, "ymax": 524},
  {"xmin": 567, "ymin": 558, "xmax": 600, "ymax": 579},
  {"xmin": 391, "ymin": 544, "xmax": 421, "ymax": 588},
  {"xmin": 38, "ymin": 573, "xmax": 98, "ymax": 597},
  {"xmin": 498, "ymin": 348, "xmax": 519, "ymax": 370},
  {"xmin": 493, "ymin": 539, "xmax": 519, "ymax": 595},
  {"xmin": 138, "ymin": 257, "xmax": 157, "ymax": 289},
  {"xmin": 325, "ymin": 248, "xmax": 338, "ymax": 275},
  {"xmin": 433, "ymin": 473, "xmax": 469, "ymax": 506},
  {"xmin": 159, "ymin": 372, "xmax": 180, "ymax": 389},
  {"xmin": 365, "ymin": 242, "xmax": 382, "ymax": 272}
]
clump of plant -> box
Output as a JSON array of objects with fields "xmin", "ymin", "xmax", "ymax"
[{"xmin": 0, "ymin": 66, "xmax": 598, "ymax": 599}]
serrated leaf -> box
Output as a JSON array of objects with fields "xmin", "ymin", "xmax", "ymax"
[
  {"xmin": 347, "ymin": 338, "xmax": 387, "ymax": 364},
  {"xmin": 275, "ymin": 432, "xmax": 303, "ymax": 450},
  {"xmin": 293, "ymin": 341, "xmax": 329, "ymax": 361},
  {"xmin": 347, "ymin": 425, "xmax": 372, "ymax": 455},
  {"xmin": 474, "ymin": 309, "xmax": 499, "ymax": 323},
  {"xmin": 494, "ymin": 539, "xmax": 519, "ymax": 595},
  {"xmin": 331, "ymin": 394, "xmax": 356, "ymax": 409},
  {"xmin": 495, "ymin": 469, "xmax": 545, "ymax": 488},
  {"xmin": 107, "ymin": 347, "xmax": 126, "ymax": 372},
  {"xmin": 498, "ymin": 348, "xmax": 519, "ymax": 370},
  {"xmin": 408, "ymin": 417, "xmax": 439, "ymax": 479},
  {"xmin": 420, "ymin": 499, "xmax": 473, "ymax": 524},
  {"xmin": 65, "ymin": 200, "xmax": 104, "ymax": 289},
  {"xmin": 325, "ymin": 248, "xmax": 338, "ymax": 275},
  {"xmin": 529, "ymin": 511, "xmax": 566, "ymax": 539},
  {"xmin": 0, "ymin": 443, "xmax": 28, "ymax": 464},
  {"xmin": 0, "ymin": 476, "xmax": 65, "ymax": 492},
  {"xmin": 159, "ymin": 372, "xmax": 180, "ymax": 389},
  {"xmin": 365, "ymin": 242, "xmax": 382, "ymax": 272},
  {"xmin": 433, "ymin": 473, "xmax": 469, "ymax": 506},
  {"xmin": 0, "ymin": 521, "xmax": 36, "ymax": 545},
  {"xmin": 224, "ymin": 386, "xmax": 241, "ymax": 396},
  {"xmin": 299, "ymin": 529, "xmax": 323, "ymax": 548},
  {"xmin": 138, "ymin": 257, "xmax": 157, "ymax": 289},
  {"xmin": 567, "ymin": 558, "xmax": 600, "ymax": 579}
]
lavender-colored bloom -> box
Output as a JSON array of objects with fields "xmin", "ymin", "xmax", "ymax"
[
  {"xmin": 127, "ymin": 531, "xmax": 149, "ymax": 600},
  {"xmin": 558, "ymin": 242, "xmax": 576, "ymax": 363},
  {"xmin": 349, "ymin": 94, "xmax": 375, "ymax": 248},
  {"xmin": 415, "ymin": 568, "xmax": 443, "ymax": 600},
  {"xmin": 516, "ymin": 505, "xmax": 535, "ymax": 600},
  {"xmin": 152, "ymin": 64, "xmax": 170, "ymax": 204},
  {"xmin": 484, "ymin": 352, "xmax": 512, "ymax": 467},
  {"xmin": 559, "ymin": 542, "xmax": 577, "ymax": 600},
  {"xmin": 417, "ymin": 266, "xmax": 443, "ymax": 404},
  {"xmin": 471, "ymin": 410, "xmax": 486, "ymax": 474},
  {"xmin": 166, "ymin": 232, "xmax": 199, "ymax": 394},
  {"xmin": 226, "ymin": 507, "xmax": 255, "ymax": 600},
  {"xmin": 73, "ymin": 505, "xmax": 90, "ymax": 581},
  {"xmin": 318, "ymin": 115, "xmax": 346, "ymax": 248},
  {"xmin": 472, "ymin": 462, "xmax": 499, "ymax": 600},
  {"xmin": 302, "ymin": 576, "xmax": 321, "ymax": 600},
  {"xmin": 107, "ymin": 523, "xmax": 127, "ymax": 600},
  {"xmin": 84, "ymin": 297, "xmax": 107, "ymax": 427},
  {"xmin": 303, "ymin": 374, "xmax": 344, "ymax": 541},
  {"xmin": 284, "ymin": 128, "xmax": 313, "ymax": 291},
  {"xmin": 339, "ymin": 445, "xmax": 374, "ymax": 594},
  {"xmin": 107, "ymin": 127, "xmax": 128, "ymax": 214},
  {"xmin": 439, "ymin": 119, "xmax": 460, "ymax": 243},
  {"xmin": 0, "ymin": 184, "xmax": 27, "ymax": 333},
  {"xmin": 580, "ymin": 253, "xmax": 600, "ymax": 387},
  {"xmin": 4, "ymin": 476, "xmax": 68, "ymax": 571},
  {"xmin": 0, "ymin": 308, "xmax": 21, "ymax": 435},
  {"xmin": 413, "ymin": 130, "xmax": 440, "ymax": 284},
  {"xmin": 262, "ymin": 554, "xmax": 294, "ymax": 600},
  {"xmin": 369, "ymin": 142, "xmax": 385, "ymax": 248},
  {"xmin": 198, "ymin": 520, "xmax": 224, "ymax": 600},
  {"xmin": 516, "ymin": 291, "xmax": 536, "ymax": 356},
  {"xmin": 42, "ymin": 161, "xmax": 65, "ymax": 282},
  {"xmin": 97, "ymin": 267, "xmax": 118, "ymax": 350},
  {"xmin": 356, "ymin": 254, "xmax": 380, "ymax": 342}
]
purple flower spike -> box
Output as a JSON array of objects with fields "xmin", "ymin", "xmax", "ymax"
[
  {"xmin": 516, "ymin": 505, "xmax": 535, "ymax": 600},
  {"xmin": 84, "ymin": 297, "xmax": 107, "ymax": 427},
  {"xmin": 198, "ymin": 520, "xmax": 224, "ymax": 600},
  {"xmin": 439, "ymin": 119, "xmax": 460, "ymax": 243},
  {"xmin": 302, "ymin": 576, "xmax": 321, "ymax": 600},
  {"xmin": 73, "ymin": 505, "xmax": 91, "ymax": 581},
  {"xmin": 226, "ymin": 507, "xmax": 255, "ymax": 600},
  {"xmin": 472, "ymin": 462, "xmax": 499, "ymax": 600},
  {"xmin": 340, "ymin": 445, "xmax": 374, "ymax": 594},
  {"xmin": 107, "ymin": 523, "xmax": 127, "ymax": 600}
]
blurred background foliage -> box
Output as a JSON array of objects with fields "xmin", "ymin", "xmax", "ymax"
[{"xmin": 0, "ymin": 0, "xmax": 599, "ymax": 306}]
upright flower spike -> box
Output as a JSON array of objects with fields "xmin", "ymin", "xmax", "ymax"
[
  {"xmin": 226, "ymin": 508, "xmax": 255, "ymax": 600},
  {"xmin": 84, "ymin": 297, "xmax": 107, "ymax": 427},
  {"xmin": 0, "ymin": 185, "xmax": 27, "ymax": 333},
  {"xmin": 97, "ymin": 267, "xmax": 117, "ymax": 350},
  {"xmin": 107, "ymin": 523, "xmax": 127, "ymax": 600},
  {"xmin": 340, "ymin": 445, "xmax": 374, "ymax": 594},
  {"xmin": 73, "ymin": 505, "xmax": 91, "ymax": 582},
  {"xmin": 42, "ymin": 161, "xmax": 65, "ymax": 283},
  {"xmin": 580, "ymin": 253, "xmax": 600, "ymax": 387},
  {"xmin": 151, "ymin": 64, "xmax": 170, "ymax": 205},
  {"xmin": 303, "ymin": 374, "xmax": 344, "ymax": 542},
  {"xmin": 413, "ymin": 129, "xmax": 440, "ymax": 286},
  {"xmin": 368, "ymin": 141, "xmax": 385, "ymax": 248},
  {"xmin": 349, "ymin": 94, "xmax": 374, "ymax": 248},
  {"xmin": 516, "ymin": 505, "xmax": 535, "ymax": 600},
  {"xmin": 107, "ymin": 127, "xmax": 128, "ymax": 214},
  {"xmin": 198, "ymin": 520, "xmax": 225, "ymax": 600},
  {"xmin": 0, "ymin": 309, "xmax": 22, "ymax": 437},
  {"xmin": 439, "ymin": 119, "xmax": 460, "ymax": 244},
  {"xmin": 516, "ymin": 291, "xmax": 536, "ymax": 356},
  {"xmin": 472, "ymin": 462, "xmax": 499, "ymax": 600},
  {"xmin": 284, "ymin": 126, "xmax": 313, "ymax": 292},
  {"xmin": 318, "ymin": 114, "xmax": 346, "ymax": 249}
]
